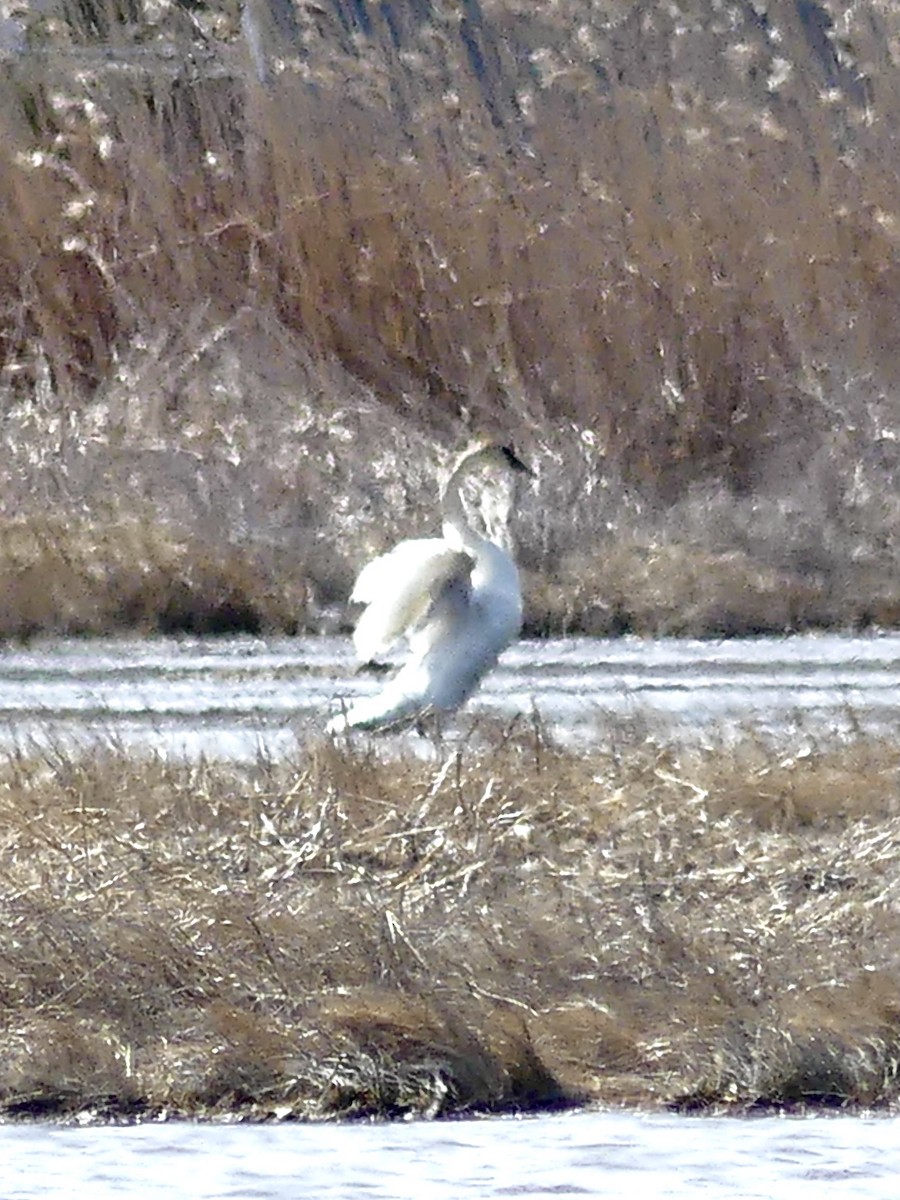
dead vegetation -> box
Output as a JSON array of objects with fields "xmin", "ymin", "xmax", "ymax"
[
  {"xmin": 2, "ymin": 2, "xmax": 900, "ymax": 636},
  {"xmin": 1, "ymin": 721, "xmax": 900, "ymax": 1122},
  {"xmin": 0, "ymin": 512, "xmax": 311, "ymax": 637}
]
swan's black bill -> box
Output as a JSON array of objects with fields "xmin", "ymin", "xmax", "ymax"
[{"xmin": 499, "ymin": 445, "xmax": 534, "ymax": 476}]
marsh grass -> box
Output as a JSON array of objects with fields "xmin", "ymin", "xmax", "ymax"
[
  {"xmin": 3, "ymin": 3, "xmax": 900, "ymax": 636},
  {"xmin": 2, "ymin": 722, "xmax": 900, "ymax": 1121},
  {"xmin": 0, "ymin": 512, "xmax": 312, "ymax": 637}
]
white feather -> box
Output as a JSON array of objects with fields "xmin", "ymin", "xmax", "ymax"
[{"xmin": 350, "ymin": 539, "xmax": 472, "ymax": 663}]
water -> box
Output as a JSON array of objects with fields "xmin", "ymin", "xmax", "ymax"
[
  {"xmin": 1, "ymin": 631, "xmax": 900, "ymax": 758},
  {"xmin": 2, "ymin": 1109, "xmax": 898, "ymax": 1199}
]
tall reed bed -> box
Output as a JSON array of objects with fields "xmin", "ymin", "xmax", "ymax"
[{"xmin": 2, "ymin": 1, "xmax": 900, "ymax": 634}]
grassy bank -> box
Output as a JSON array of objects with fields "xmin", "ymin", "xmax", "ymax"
[
  {"xmin": 1, "ymin": 2, "xmax": 900, "ymax": 637},
  {"xmin": 2, "ymin": 723, "xmax": 900, "ymax": 1122}
]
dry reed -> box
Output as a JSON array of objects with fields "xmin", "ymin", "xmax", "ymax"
[
  {"xmin": 1, "ymin": 2, "xmax": 900, "ymax": 636},
  {"xmin": 1, "ymin": 721, "xmax": 899, "ymax": 1121}
]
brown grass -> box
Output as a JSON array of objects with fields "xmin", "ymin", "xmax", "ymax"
[
  {"xmin": 0, "ymin": 512, "xmax": 311, "ymax": 637},
  {"xmin": 1, "ymin": 722, "xmax": 900, "ymax": 1121},
  {"xmin": 2, "ymin": 3, "xmax": 900, "ymax": 636}
]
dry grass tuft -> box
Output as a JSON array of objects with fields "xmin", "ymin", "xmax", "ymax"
[
  {"xmin": 1, "ymin": 723, "xmax": 899, "ymax": 1120},
  {"xmin": 524, "ymin": 542, "xmax": 832, "ymax": 638}
]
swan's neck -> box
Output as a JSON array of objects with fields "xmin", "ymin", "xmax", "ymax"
[{"xmin": 440, "ymin": 459, "xmax": 486, "ymax": 555}]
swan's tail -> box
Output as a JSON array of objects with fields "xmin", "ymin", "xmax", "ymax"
[{"xmin": 326, "ymin": 690, "xmax": 431, "ymax": 734}]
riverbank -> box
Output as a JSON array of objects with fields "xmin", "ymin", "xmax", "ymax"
[
  {"xmin": 6, "ymin": 508, "xmax": 896, "ymax": 643},
  {"xmin": 2, "ymin": 723, "xmax": 899, "ymax": 1122}
]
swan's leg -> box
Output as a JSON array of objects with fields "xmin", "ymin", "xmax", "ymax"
[
  {"xmin": 354, "ymin": 660, "xmax": 392, "ymax": 677},
  {"xmin": 414, "ymin": 707, "xmax": 446, "ymax": 747}
]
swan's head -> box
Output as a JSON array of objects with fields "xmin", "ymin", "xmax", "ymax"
[
  {"xmin": 453, "ymin": 438, "xmax": 533, "ymax": 480},
  {"xmin": 441, "ymin": 439, "xmax": 533, "ymax": 550}
]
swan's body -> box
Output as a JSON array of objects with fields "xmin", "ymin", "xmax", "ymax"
[{"xmin": 326, "ymin": 442, "xmax": 530, "ymax": 733}]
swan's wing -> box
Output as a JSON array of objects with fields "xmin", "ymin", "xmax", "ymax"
[
  {"xmin": 350, "ymin": 538, "xmax": 474, "ymax": 662},
  {"xmin": 350, "ymin": 539, "xmax": 440, "ymax": 605}
]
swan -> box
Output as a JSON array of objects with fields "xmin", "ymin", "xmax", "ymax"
[{"xmin": 326, "ymin": 440, "xmax": 532, "ymax": 733}]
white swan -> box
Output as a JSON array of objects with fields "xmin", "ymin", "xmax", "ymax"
[{"xmin": 326, "ymin": 440, "xmax": 531, "ymax": 733}]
